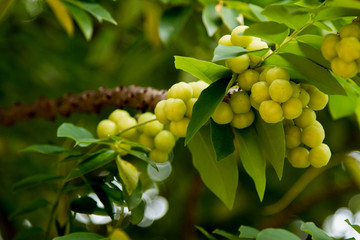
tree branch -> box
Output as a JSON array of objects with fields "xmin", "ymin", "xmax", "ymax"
[{"xmin": 0, "ymin": 85, "xmax": 167, "ymax": 126}]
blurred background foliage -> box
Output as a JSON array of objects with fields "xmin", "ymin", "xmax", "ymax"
[{"xmin": 0, "ymin": 0, "xmax": 360, "ymax": 239}]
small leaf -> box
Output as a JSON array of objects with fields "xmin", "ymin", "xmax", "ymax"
[
  {"xmin": 65, "ymin": 3, "xmax": 93, "ymax": 41},
  {"xmin": 254, "ymin": 114, "xmax": 285, "ymax": 180},
  {"xmin": 202, "ymin": 5, "xmax": 222, "ymax": 37},
  {"xmin": 257, "ymin": 229, "xmax": 301, "ymax": 240},
  {"xmin": 53, "ymin": 232, "xmax": 109, "ymax": 240},
  {"xmin": 188, "ymin": 126, "xmax": 238, "ymax": 209},
  {"xmin": 345, "ymin": 219, "xmax": 360, "ymax": 234},
  {"xmin": 116, "ymin": 158, "xmax": 139, "ymax": 196},
  {"xmin": 244, "ymin": 22, "xmax": 289, "ymax": 45},
  {"xmin": 131, "ymin": 200, "xmax": 145, "ymax": 224},
  {"xmin": 46, "ymin": 0, "xmax": 74, "ymax": 36},
  {"xmin": 66, "ymin": 150, "xmax": 117, "ymax": 181},
  {"xmin": 212, "ymin": 44, "xmax": 269, "ymax": 62},
  {"xmin": 22, "ymin": 144, "xmax": 70, "ymax": 154},
  {"xmin": 185, "ymin": 77, "xmax": 233, "ymax": 145},
  {"xmin": 174, "ymin": 56, "xmax": 232, "ymax": 84},
  {"xmin": 70, "ymin": 196, "xmax": 98, "ymax": 214},
  {"xmin": 210, "ymin": 119, "xmax": 235, "ymax": 161},
  {"xmin": 91, "ymin": 184, "xmax": 114, "ymax": 220},
  {"xmin": 111, "ymin": 136, "xmax": 151, "ymax": 152},
  {"xmin": 10, "ymin": 199, "xmax": 50, "ymax": 219},
  {"xmin": 234, "ymin": 127, "xmax": 266, "ymax": 201},
  {"xmin": 213, "ymin": 229, "xmax": 239, "ymax": 240},
  {"xmin": 220, "ymin": 6, "xmax": 239, "ymax": 30},
  {"xmin": 239, "ymin": 225, "xmax": 259, "ymax": 238},
  {"xmin": 195, "ymin": 226, "xmax": 218, "ymax": 240},
  {"xmin": 159, "ymin": 6, "xmax": 192, "ymax": 44},
  {"xmin": 300, "ymin": 222, "xmax": 333, "ymax": 240},
  {"xmin": 78, "ymin": 2, "xmax": 117, "ymax": 25},
  {"xmin": 57, "ymin": 123, "xmax": 95, "ymax": 147},
  {"xmin": 13, "ymin": 174, "xmax": 64, "ymax": 191},
  {"xmin": 127, "ymin": 149, "xmax": 158, "ymax": 170},
  {"xmin": 123, "ymin": 180, "xmax": 143, "ymax": 210}
]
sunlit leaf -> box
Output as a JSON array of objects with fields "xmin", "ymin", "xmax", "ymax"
[
  {"xmin": 300, "ymin": 222, "xmax": 332, "ymax": 240},
  {"xmin": 212, "ymin": 44, "xmax": 269, "ymax": 62},
  {"xmin": 248, "ymin": 4, "xmax": 267, "ymax": 22},
  {"xmin": 202, "ymin": 5, "xmax": 221, "ymax": 36},
  {"xmin": 244, "ymin": 22, "xmax": 289, "ymax": 45},
  {"xmin": 220, "ymin": 6, "xmax": 239, "ymax": 30},
  {"xmin": 296, "ymin": 34, "xmax": 323, "ymax": 49},
  {"xmin": 116, "ymin": 158, "xmax": 139, "ymax": 196},
  {"xmin": 46, "ymin": 0, "xmax": 74, "ymax": 36}
]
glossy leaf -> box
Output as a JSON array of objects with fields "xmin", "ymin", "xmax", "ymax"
[
  {"xmin": 212, "ymin": 44, "xmax": 269, "ymax": 62},
  {"xmin": 185, "ymin": 77, "xmax": 233, "ymax": 145},
  {"xmin": 77, "ymin": 2, "xmax": 117, "ymax": 25},
  {"xmin": 116, "ymin": 158, "xmax": 139, "ymax": 196},
  {"xmin": 220, "ymin": 6, "xmax": 239, "ymax": 30},
  {"xmin": 70, "ymin": 196, "xmax": 98, "ymax": 214},
  {"xmin": 53, "ymin": 232, "xmax": 109, "ymax": 240},
  {"xmin": 65, "ymin": 3, "xmax": 93, "ymax": 41},
  {"xmin": 300, "ymin": 222, "xmax": 332, "ymax": 240},
  {"xmin": 315, "ymin": 7, "xmax": 360, "ymax": 21},
  {"xmin": 254, "ymin": 114, "xmax": 285, "ymax": 180},
  {"xmin": 329, "ymin": 91, "xmax": 357, "ymax": 119},
  {"xmin": 213, "ymin": 229, "xmax": 239, "ymax": 240},
  {"xmin": 202, "ymin": 5, "xmax": 221, "ymax": 36},
  {"xmin": 244, "ymin": 22, "xmax": 289, "ymax": 45},
  {"xmin": 13, "ymin": 174, "xmax": 64, "ymax": 191},
  {"xmin": 264, "ymin": 53, "xmax": 345, "ymax": 95},
  {"xmin": 91, "ymin": 184, "xmax": 114, "ymax": 219},
  {"xmin": 326, "ymin": 0, "xmax": 360, "ymax": 10},
  {"xmin": 57, "ymin": 123, "xmax": 95, "ymax": 147},
  {"xmin": 174, "ymin": 56, "xmax": 232, "ymax": 84},
  {"xmin": 257, "ymin": 229, "xmax": 301, "ymax": 240},
  {"xmin": 22, "ymin": 144, "xmax": 70, "ymax": 154},
  {"xmin": 189, "ymin": 126, "xmax": 238, "ymax": 209},
  {"xmin": 159, "ymin": 6, "xmax": 192, "ymax": 44},
  {"xmin": 46, "ymin": 0, "xmax": 74, "ymax": 36},
  {"xmin": 234, "ymin": 127, "xmax": 266, "ymax": 201},
  {"xmin": 210, "ymin": 119, "xmax": 235, "ymax": 161},
  {"xmin": 66, "ymin": 149, "xmax": 117, "ymax": 181},
  {"xmin": 10, "ymin": 199, "xmax": 50, "ymax": 219},
  {"xmin": 239, "ymin": 225, "xmax": 260, "ymax": 238},
  {"xmin": 296, "ymin": 34, "xmax": 323, "ymax": 49}
]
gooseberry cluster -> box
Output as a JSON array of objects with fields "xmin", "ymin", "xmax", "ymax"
[{"xmin": 321, "ymin": 22, "xmax": 360, "ymax": 78}]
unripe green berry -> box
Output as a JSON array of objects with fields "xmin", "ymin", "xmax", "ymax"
[
  {"xmin": 247, "ymin": 40, "xmax": 268, "ymax": 68},
  {"xmin": 298, "ymin": 88, "xmax": 310, "ymax": 107},
  {"xmin": 169, "ymin": 118, "xmax": 190, "ymax": 138},
  {"xmin": 331, "ymin": 57, "xmax": 358, "ymax": 78},
  {"xmin": 258, "ymin": 66, "xmax": 271, "ymax": 82},
  {"xmin": 164, "ymin": 98, "xmax": 187, "ymax": 121},
  {"xmin": 282, "ymin": 97, "xmax": 303, "ymax": 120},
  {"xmin": 266, "ymin": 67, "xmax": 290, "ymax": 84},
  {"xmin": 226, "ymin": 55, "xmax": 250, "ymax": 74},
  {"xmin": 250, "ymin": 95, "xmax": 260, "ymax": 110},
  {"xmin": 185, "ymin": 98, "xmax": 197, "ymax": 118},
  {"xmin": 321, "ymin": 34, "xmax": 340, "ymax": 61},
  {"xmin": 307, "ymin": 87, "xmax": 328, "ymax": 111},
  {"xmin": 309, "ymin": 143, "xmax": 331, "ymax": 168},
  {"xmin": 259, "ymin": 100, "xmax": 283, "ymax": 123},
  {"xmin": 188, "ymin": 81, "xmax": 209, "ymax": 98},
  {"xmin": 167, "ymin": 82, "xmax": 193, "ymax": 102},
  {"xmin": 336, "ymin": 37, "xmax": 360, "ymax": 62},
  {"xmin": 108, "ymin": 109, "xmax": 130, "ymax": 123},
  {"xmin": 231, "ymin": 25, "xmax": 254, "ymax": 48},
  {"xmin": 284, "ymin": 125, "xmax": 301, "ymax": 149},
  {"xmin": 218, "ymin": 34, "xmax": 233, "ymax": 46},
  {"xmin": 138, "ymin": 134, "xmax": 154, "ymax": 149},
  {"xmin": 155, "ymin": 100, "xmax": 170, "ymax": 124},
  {"xmin": 230, "ymin": 91, "xmax": 251, "ymax": 114},
  {"xmin": 150, "ymin": 149, "xmax": 169, "ymax": 163},
  {"xmin": 290, "ymin": 82, "xmax": 300, "ymax": 98},
  {"xmin": 294, "ymin": 108, "xmax": 316, "ymax": 128},
  {"xmin": 211, "ymin": 102, "xmax": 233, "ymax": 124},
  {"xmin": 154, "ymin": 130, "xmax": 176, "ymax": 153},
  {"xmin": 237, "ymin": 69, "xmax": 259, "ymax": 91},
  {"xmin": 269, "ymin": 79, "xmax": 293, "ymax": 103},
  {"xmin": 339, "ymin": 22, "xmax": 360, "ymax": 39},
  {"xmin": 287, "ymin": 147, "xmax": 310, "ymax": 168},
  {"xmin": 250, "ymin": 81, "xmax": 270, "ymax": 104},
  {"xmin": 117, "ymin": 117, "xmax": 138, "ymax": 139},
  {"xmin": 231, "ymin": 110, "xmax": 255, "ymax": 129},
  {"xmin": 97, "ymin": 119, "xmax": 118, "ymax": 139},
  {"xmin": 137, "ymin": 112, "xmax": 164, "ymax": 136},
  {"xmin": 301, "ymin": 121, "xmax": 325, "ymax": 148}
]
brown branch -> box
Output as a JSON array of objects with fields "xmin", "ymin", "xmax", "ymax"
[{"xmin": 0, "ymin": 85, "xmax": 167, "ymax": 126}]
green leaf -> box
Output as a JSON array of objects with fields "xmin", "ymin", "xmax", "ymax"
[
  {"xmin": 159, "ymin": 6, "xmax": 192, "ymax": 44},
  {"xmin": 57, "ymin": 123, "xmax": 95, "ymax": 147},
  {"xmin": 345, "ymin": 219, "xmax": 360, "ymax": 234},
  {"xmin": 262, "ymin": 5, "xmax": 310, "ymax": 30},
  {"xmin": 78, "ymin": 2, "xmax": 116, "ymax": 25},
  {"xmin": 22, "ymin": 144, "xmax": 70, "ymax": 154},
  {"xmin": 123, "ymin": 180, "xmax": 143, "ymax": 210},
  {"xmin": 127, "ymin": 149, "xmax": 158, "ymax": 170},
  {"xmin": 66, "ymin": 149, "xmax": 117, "ymax": 181},
  {"xmin": 13, "ymin": 174, "xmax": 64, "ymax": 191},
  {"xmin": 13, "ymin": 226, "xmax": 44, "ymax": 240},
  {"xmin": 110, "ymin": 136, "xmax": 151, "ymax": 152},
  {"xmin": 213, "ymin": 229, "xmax": 239, "ymax": 240},
  {"xmin": 315, "ymin": 7, "xmax": 360, "ymax": 21},
  {"xmin": 234, "ymin": 127, "xmax": 266, "ymax": 201},
  {"xmin": 185, "ymin": 76, "xmax": 233, "ymax": 145},
  {"xmin": 188, "ymin": 126, "xmax": 238, "ymax": 209},
  {"xmin": 329, "ymin": 91, "xmax": 357, "ymax": 119},
  {"xmin": 116, "ymin": 158, "xmax": 139, "ymax": 196},
  {"xmin": 91, "ymin": 184, "xmax": 114, "ymax": 220},
  {"xmin": 220, "ymin": 6, "xmax": 239, "ymax": 30},
  {"xmin": 210, "ymin": 119, "xmax": 235, "ymax": 161},
  {"xmin": 70, "ymin": 196, "xmax": 98, "ymax": 214},
  {"xmin": 264, "ymin": 53, "xmax": 345, "ymax": 95},
  {"xmin": 102, "ymin": 184, "xmax": 124, "ymax": 205},
  {"xmin": 196, "ymin": 226, "xmax": 218, "ymax": 240},
  {"xmin": 257, "ymin": 229, "xmax": 301, "ymax": 240},
  {"xmin": 131, "ymin": 200, "xmax": 145, "ymax": 224},
  {"xmin": 300, "ymin": 222, "xmax": 332, "ymax": 240},
  {"xmin": 212, "ymin": 44, "xmax": 269, "ymax": 62},
  {"xmin": 202, "ymin": 5, "xmax": 222, "ymax": 37},
  {"xmin": 312, "ymin": 21, "xmax": 332, "ymax": 31},
  {"xmin": 326, "ymin": 0, "xmax": 360, "ymax": 10},
  {"xmin": 244, "ymin": 22, "xmax": 289, "ymax": 45},
  {"xmin": 295, "ymin": 0, "xmax": 322, "ymax": 8},
  {"xmin": 53, "ymin": 232, "xmax": 109, "ymax": 240},
  {"xmin": 296, "ymin": 34, "xmax": 323, "ymax": 49},
  {"xmin": 174, "ymin": 56, "xmax": 232, "ymax": 84},
  {"xmin": 248, "ymin": 4, "xmax": 268, "ymax": 22},
  {"xmin": 65, "ymin": 3, "xmax": 93, "ymax": 41},
  {"xmin": 10, "ymin": 199, "xmax": 50, "ymax": 219},
  {"xmin": 239, "ymin": 225, "xmax": 260, "ymax": 238},
  {"xmin": 254, "ymin": 114, "xmax": 285, "ymax": 180}
]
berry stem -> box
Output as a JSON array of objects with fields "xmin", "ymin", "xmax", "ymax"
[{"xmin": 117, "ymin": 119, "xmax": 157, "ymax": 136}]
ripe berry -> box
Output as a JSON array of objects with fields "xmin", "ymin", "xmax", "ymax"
[
  {"xmin": 169, "ymin": 118, "xmax": 190, "ymax": 138},
  {"xmin": 321, "ymin": 34, "xmax": 340, "ymax": 61},
  {"xmin": 294, "ymin": 108, "xmax": 316, "ymax": 128},
  {"xmin": 287, "ymin": 147, "xmax": 310, "ymax": 168},
  {"xmin": 259, "ymin": 100, "xmax": 283, "ymax": 123},
  {"xmin": 269, "ymin": 79, "xmax": 293, "ymax": 103},
  {"xmin": 265, "ymin": 67, "xmax": 290, "ymax": 84},
  {"xmin": 167, "ymin": 82, "xmax": 193, "ymax": 102},
  {"xmin": 218, "ymin": 34, "xmax": 233, "ymax": 46},
  {"xmin": 154, "ymin": 130, "xmax": 176, "ymax": 153},
  {"xmin": 108, "ymin": 109, "xmax": 130, "ymax": 123},
  {"xmin": 237, "ymin": 69, "xmax": 260, "ymax": 91},
  {"xmin": 164, "ymin": 98, "xmax": 187, "ymax": 121},
  {"xmin": 97, "ymin": 119, "xmax": 118, "ymax": 139},
  {"xmin": 301, "ymin": 121, "xmax": 325, "ymax": 148},
  {"xmin": 230, "ymin": 91, "xmax": 251, "ymax": 114},
  {"xmin": 282, "ymin": 97, "xmax": 303, "ymax": 119},
  {"xmin": 251, "ymin": 81, "xmax": 270, "ymax": 104},
  {"xmin": 231, "ymin": 110, "xmax": 255, "ymax": 129},
  {"xmin": 331, "ymin": 57, "xmax": 358, "ymax": 78},
  {"xmin": 211, "ymin": 102, "xmax": 233, "ymax": 124},
  {"xmin": 309, "ymin": 143, "xmax": 331, "ymax": 168},
  {"xmin": 155, "ymin": 100, "xmax": 170, "ymax": 124},
  {"xmin": 226, "ymin": 54, "xmax": 250, "ymax": 74},
  {"xmin": 150, "ymin": 149, "xmax": 169, "ymax": 163},
  {"xmin": 284, "ymin": 125, "xmax": 301, "ymax": 149}
]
